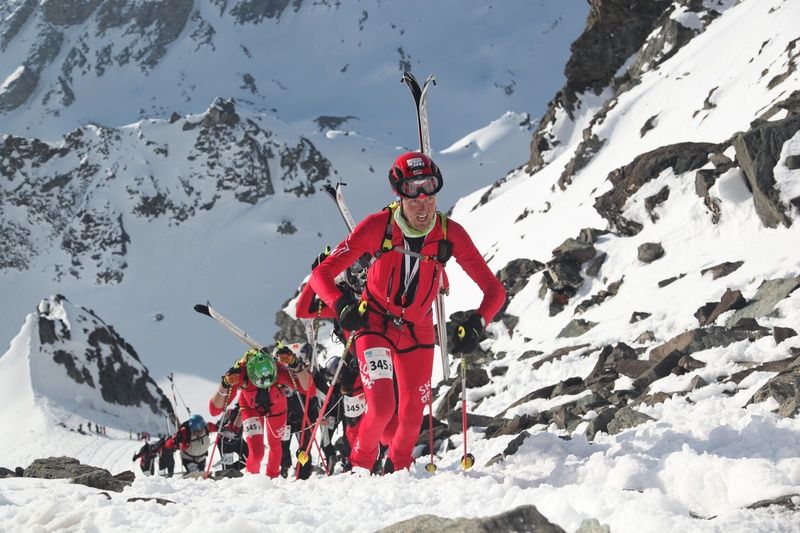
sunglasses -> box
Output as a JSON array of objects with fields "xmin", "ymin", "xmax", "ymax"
[{"xmin": 396, "ymin": 174, "xmax": 443, "ymax": 198}]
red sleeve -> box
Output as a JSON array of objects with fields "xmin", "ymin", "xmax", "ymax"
[
  {"xmin": 449, "ymin": 220, "xmax": 506, "ymax": 323},
  {"xmin": 295, "ymin": 281, "xmax": 336, "ymax": 319},
  {"xmin": 309, "ymin": 211, "xmax": 387, "ymax": 309},
  {"xmin": 207, "ymin": 422, "xmax": 218, "ymax": 433},
  {"xmin": 208, "ymin": 382, "xmax": 239, "ymax": 417}
]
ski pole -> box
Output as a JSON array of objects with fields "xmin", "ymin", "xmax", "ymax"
[
  {"xmin": 456, "ymin": 327, "xmax": 475, "ymax": 470},
  {"xmin": 425, "ymin": 380, "xmax": 437, "ymax": 473},
  {"xmin": 204, "ymin": 387, "xmax": 231, "ymax": 479},
  {"xmin": 287, "ymin": 369, "xmax": 329, "ymax": 478},
  {"xmin": 168, "ymin": 373, "xmax": 191, "ymax": 417},
  {"xmin": 297, "ymin": 312, "xmax": 364, "ymax": 467}
]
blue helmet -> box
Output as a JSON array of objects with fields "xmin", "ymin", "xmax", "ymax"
[{"xmin": 187, "ymin": 414, "xmax": 205, "ymax": 432}]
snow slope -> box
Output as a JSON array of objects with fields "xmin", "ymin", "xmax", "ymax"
[{"xmin": 2, "ymin": 1, "xmax": 800, "ymax": 532}]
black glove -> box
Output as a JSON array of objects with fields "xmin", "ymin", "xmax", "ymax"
[
  {"xmin": 451, "ymin": 313, "xmax": 485, "ymax": 355},
  {"xmin": 132, "ymin": 454, "xmax": 137, "ymax": 462},
  {"xmin": 335, "ymin": 294, "xmax": 368, "ymax": 332},
  {"xmin": 275, "ymin": 346, "xmax": 302, "ymax": 371},
  {"xmin": 221, "ymin": 366, "xmax": 241, "ymax": 389},
  {"xmin": 311, "ymin": 246, "xmax": 331, "ymax": 270}
]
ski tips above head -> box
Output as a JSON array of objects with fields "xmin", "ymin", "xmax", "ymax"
[{"xmin": 193, "ymin": 304, "xmax": 211, "ymax": 316}]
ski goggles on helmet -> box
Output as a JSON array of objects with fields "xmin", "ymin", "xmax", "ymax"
[{"xmin": 394, "ymin": 174, "xmax": 443, "ymax": 199}]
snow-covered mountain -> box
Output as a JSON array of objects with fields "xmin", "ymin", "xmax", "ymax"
[
  {"xmin": 3, "ymin": 0, "xmax": 800, "ymax": 531},
  {"xmin": 0, "ymin": 0, "xmax": 586, "ymax": 378},
  {"xmin": 0, "ymin": 294, "xmax": 173, "ymax": 467},
  {"xmin": 0, "ymin": 0, "xmax": 576, "ymax": 147}
]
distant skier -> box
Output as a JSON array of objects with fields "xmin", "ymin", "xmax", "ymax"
[
  {"xmin": 153, "ymin": 436, "xmax": 175, "ymax": 477},
  {"xmin": 132, "ymin": 432, "xmax": 158, "ymax": 476},
  {"xmin": 164, "ymin": 414, "xmax": 216, "ymax": 475},
  {"xmin": 209, "ymin": 348, "xmax": 315, "ymax": 478},
  {"xmin": 308, "ymin": 151, "xmax": 505, "ymax": 473}
]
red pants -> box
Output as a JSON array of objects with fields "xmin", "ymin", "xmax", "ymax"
[
  {"xmin": 350, "ymin": 321, "xmax": 434, "ymax": 471},
  {"xmin": 241, "ymin": 409, "xmax": 288, "ymax": 478}
]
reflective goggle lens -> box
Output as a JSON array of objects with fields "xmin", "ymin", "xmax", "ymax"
[{"xmin": 397, "ymin": 174, "xmax": 442, "ymax": 198}]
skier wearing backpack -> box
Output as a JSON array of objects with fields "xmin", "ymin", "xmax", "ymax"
[
  {"xmin": 308, "ymin": 152, "xmax": 505, "ymax": 474},
  {"xmin": 209, "ymin": 348, "xmax": 314, "ymax": 478},
  {"xmin": 132, "ymin": 432, "xmax": 158, "ymax": 476},
  {"xmin": 164, "ymin": 414, "xmax": 216, "ymax": 475}
]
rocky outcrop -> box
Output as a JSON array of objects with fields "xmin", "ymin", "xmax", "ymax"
[
  {"xmin": 633, "ymin": 327, "xmax": 751, "ymax": 389},
  {"xmin": 732, "ymin": 114, "xmax": 800, "ymax": 228},
  {"xmin": 36, "ymin": 295, "xmax": 174, "ymax": 417},
  {"xmin": 594, "ymin": 142, "xmax": 718, "ymax": 235},
  {"xmin": 378, "ymin": 504, "xmax": 566, "ymax": 533},
  {"xmin": 748, "ymin": 359, "xmax": 800, "ymax": 417},
  {"xmin": 726, "ymin": 277, "xmax": 800, "ymax": 328},
  {"xmin": 24, "ymin": 457, "xmax": 132, "ymax": 493},
  {"xmin": 539, "ymin": 230, "xmax": 604, "ymax": 315},
  {"xmin": 527, "ymin": 0, "xmax": 672, "ymax": 172},
  {"xmin": 0, "ymin": 99, "xmax": 332, "ymax": 282}
]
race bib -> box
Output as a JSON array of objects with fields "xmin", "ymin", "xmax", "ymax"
[
  {"xmin": 364, "ymin": 347, "xmax": 393, "ymax": 380},
  {"xmin": 343, "ymin": 394, "xmax": 366, "ymax": 418},
  {"xmin": 281, "ymin": 424, "xmax": 292, "ymax": 442},
  {"xmin": 242, "ymin": 417, "xmax": 263, "ymax": 438},
  {"xmin": 220, "ymin": 453, "xmax": 236, "ymax": 465}
]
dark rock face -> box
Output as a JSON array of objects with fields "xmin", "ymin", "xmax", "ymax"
[
  {"xmin": 1, "ymin": 0, "xmax": 198, "ymax": 112},
  {"xmin": 485, "ymin": 431, "xmax": 530, "ymax": 466},
  {"xmin": 732, "ymin": 114, "xmax": 800, "ymax": 228},
  {"xmin": 748, "ymin": 365, "xmax": 800, "ymax": 417},
  {"xmin": 594, "ymin": 142, "xmax": 718, "ymax": 235},
  {"xmin": 700, "ymin": 261, "xmax": 744, "ymax": 280},
  {"xmin": 494, "ymin": 258, "xmax": 545, "ymax": 317},
  {"xmin": 378, "ymin": 504, "xmax": 566, "ymax": 533},
  {"xmin": 607, "ymin": 406, "xmax": 655, "ymax": 435},
  {"xmin": 726, "ymin": 277, "xmax": 800, "ymax": 327},
  {"xmin": 540, "ymin": 231, "xmax": 601, "ymax": 315},
  {"xmin": 638, "ymin": 242, "xmax": 665, "ymax": 263},
  {"xmin": 575, "ymin": 278, "xmax": 623, "ymax": 315},
  {"xmin": 557, "ymin": 319, "xmax": 598, "ymax": 338},
  {"xmin": 36, "ymin": 296, "xmax": 174, "ymax": 417},
  {"xmin": 0, "ymin": 99, "xmax": 332, "ymax": 282},
  {"xmin": 24, "ymin": 457, "xmax": 131, "ymax": 493},
  {"xmin": 694, "ymin": 289, "xmax": 747, "ymax": 326},
  {"xmin": 527, "ymin": 0, "xmax": 673, "ymax": 172},
  {"xmin": 633, "ymin": 327, "xmax": 751, "ymax": 389},
  {"xmin": 774, "ymin": 327, "xmax": 798, "ymax": 344},
  {"xmin": 227, "ymin": 0, "xmax": 303, "ymax": 24}
]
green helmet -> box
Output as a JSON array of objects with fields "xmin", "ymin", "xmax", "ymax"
[{"xmin": 246, "ymin": 350, "xmax": 277, "ymax": 388}]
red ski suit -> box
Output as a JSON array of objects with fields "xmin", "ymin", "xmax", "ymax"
[
  {"xmin": 309, "ymin": 208, "xmax": 505, "ymax": 470},
  {"xmin": 209, "ymin": 365, "xmax": 314, "ymax": 477}
]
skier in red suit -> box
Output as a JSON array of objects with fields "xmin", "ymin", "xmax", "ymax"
[
  {"xmin": 209, "ymin": 349, "xmax": 314, "ymax": 478},
  {"xmin": 309, "ymin": 151, "xmax": 505, "ymax": 473}
]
